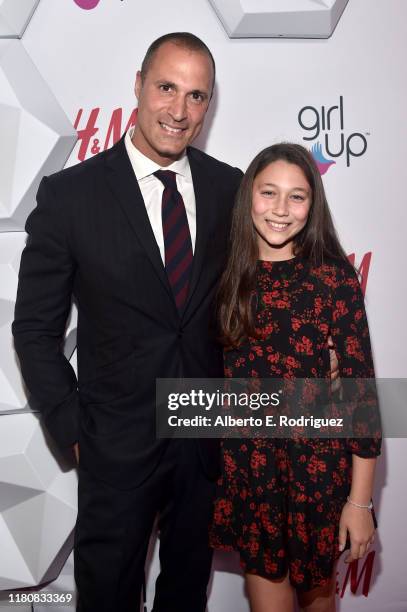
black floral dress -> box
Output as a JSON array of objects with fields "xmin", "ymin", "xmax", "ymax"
[{"xmin": 210, "ymin": 256, "xmax": 381, "ymax": 591}]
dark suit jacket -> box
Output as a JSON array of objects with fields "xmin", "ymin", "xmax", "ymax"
[{"xmin": 12, "ymin": 136, "xmax": 242, "ymax": 489}]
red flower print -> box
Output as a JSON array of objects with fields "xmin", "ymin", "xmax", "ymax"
[
  {"xmin": 297, "ymin": 522, "xmax": 309, "ymax": 544},
  {"xmin": 248, "ymin": 539, "xmax": 260, "ymax": 557},
  {"xmin": 264, "ymin": 553, "xmax": 278, "ymax": 574},
  {"xmin": 345, "ymin": 336, "xmax": 364, "ymax": 361},
  {"xmin": 224, "ymin": 452, "xmax": 237, "ymax": 476},
  {"xmin": 319, "ymin": 322, "xmax": 329, "ymax": 335},
  {"xmin": 339, "ymin": 457, "xmax": 348, "ymax": 469},
  {"xmin": 314, "ymin": 296, "xmax": 323, "ymax": 316},
  {"xmin": 211, "ymin": 259, "xmax": 379, "ymax": 592},
  {"xmin": 333, "ymin": 299, "xmax": 349, "ymax": 322},
  {"xmin": 286, "ymin": 355, "xmax": 300, "ymax": 368},
  {"xmin": 306, "ymin": 455, "xmax": 327, "ymax": 475},
  {"xmin": 294, "ymin": 336, "xmax": 313, "ymax": 355},
  {"xmin": 317, "ymin": 539, "xmax": 327, "ymax": 555},
  {"xmin": 291, "ymin": 559, "xmax": 305, "ymax": 584},
  {"xmin": 251, "ymin": 450, "xmax": 267, "ymax": 471}
]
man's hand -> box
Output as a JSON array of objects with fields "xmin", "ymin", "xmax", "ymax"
[{"xmin": 72, "ymin": 442, "xmax": 79, "ymax": 464}]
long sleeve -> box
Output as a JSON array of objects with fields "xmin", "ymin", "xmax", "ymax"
[
  {"xmin": 12, "ymin": 176, "xmax": 79, "ymax": 449},
  {"xmin": 330, "ymin": 261, "xmax": 381, "ymax": 457}
]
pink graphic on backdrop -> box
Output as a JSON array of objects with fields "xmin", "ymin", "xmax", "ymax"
[
  {"xmin": 73, "ymin": 0, "xmax": 101, "ymax": 10},
  {"xmin": 310, "ymin": 142, "xmax": 335, "ymax": 176}
]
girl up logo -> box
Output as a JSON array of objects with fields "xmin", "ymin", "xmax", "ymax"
[{"xmin": 298, "ymin": 96, "xmax": 369, "ymax": 174}]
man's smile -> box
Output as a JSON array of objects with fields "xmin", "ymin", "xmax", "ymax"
[{"xmin": 159, "ymin": 121, "xmax": 187, "ymax": 135}]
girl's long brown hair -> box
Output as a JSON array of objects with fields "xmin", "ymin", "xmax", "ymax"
[{"xmin": 218, "ymin": 143, "xmax": 348, "ymax": 347}]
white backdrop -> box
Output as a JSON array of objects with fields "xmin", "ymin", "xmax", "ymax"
[{"xmin": 0, "ymin": 0, "xmax": 406, "ymax": 610}]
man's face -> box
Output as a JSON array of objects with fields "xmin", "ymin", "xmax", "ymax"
[{"xmin": 132, "ymin": 42, "xmax": 214, "ymax": 166}]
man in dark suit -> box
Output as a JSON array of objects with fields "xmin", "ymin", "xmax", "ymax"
[{"xmin": 12, "ymin": 32, "xmax": 242, "ymax": 612}]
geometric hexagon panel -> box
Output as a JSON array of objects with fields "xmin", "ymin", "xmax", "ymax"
[
  {"xmin": 0, "ymin": 233, "xmax": 30, "ymax": 413},
  {"xmin": 208, "ymin": 0, "xmax": 349, "ymax": 38},
  {"xmin": 0, "ymin": 413, "xmax": 77, "ymax": 589},
  {"xmin": 0, "ymin": 0, "xmax": 39, "ymax": 39},
  {"xmin": 0, "ymin": 233, "xmax": 78, "ymax": 415},
  {"xmin": 0, "ymin": 40, "xmax": 77, "ymax": 231},
  {"xmin": 35, "ymin": 553, "xmax": 77, "ymax": 611}
]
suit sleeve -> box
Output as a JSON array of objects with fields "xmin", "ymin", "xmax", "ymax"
[
  {"xmin": 330, "ymin": 263, "xmax": 381, "ymax": 458},
  {"xmin": 12, "ymin": 176, "xmax": 79, "ymax": 449}
]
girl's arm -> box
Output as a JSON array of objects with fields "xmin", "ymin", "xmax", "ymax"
[
  {"xmin": 339, "ymin": 455, "xmax": 376, "ymax": 562},
  {"xmin": 329, "ymin": 261, "xmax": 381, "ymax": 561}
]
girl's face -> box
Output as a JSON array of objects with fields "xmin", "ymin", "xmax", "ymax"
[{"xmin": 251, "ymin": 160, "xmax": 312, "ymax": 261}]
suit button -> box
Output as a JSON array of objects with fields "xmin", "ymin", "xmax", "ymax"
[{"xmin": 178, "ymin": 330, "xmax": 183, "ymax": 339}]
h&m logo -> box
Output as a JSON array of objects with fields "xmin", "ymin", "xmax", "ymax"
[
  {"xmin": 298, "ymin": 96, "xmax": 369, "ymax": 173},
  {"xmin": 337, "ymin": 551, "xmax": 376, "ymax": 598}
]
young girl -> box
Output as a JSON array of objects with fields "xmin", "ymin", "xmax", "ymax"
[{"xmin": 210, "ymin": 144, "xmax": 380, "ymax": 612}]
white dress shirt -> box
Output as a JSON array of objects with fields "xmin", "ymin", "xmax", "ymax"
[{"xmin": 124, "ymin": 128, "xmax": 196, "ymax": 264}]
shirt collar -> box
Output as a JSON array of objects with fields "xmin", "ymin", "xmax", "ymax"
[{"xmin": 124, "ymin": 127, "xmax": 191, "ymax": 181}]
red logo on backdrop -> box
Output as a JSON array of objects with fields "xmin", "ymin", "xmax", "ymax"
[
  {"xmin": 348, "ymin": 252, "xmax": 371, "ymax": 297},
  {"xmin": 337, "ymin": 551, "xmax": 376, "ymax": 598},
  {"xmin": 73, "ymin": 107, "xmax": 137, "ymax": 161}
]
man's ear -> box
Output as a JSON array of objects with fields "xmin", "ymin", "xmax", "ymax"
[{"xmin": 135, "ymin": 70, "xmax": 142, "ymax": 100}]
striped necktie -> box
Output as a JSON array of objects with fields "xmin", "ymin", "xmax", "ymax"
[{"xmin": 154, "ymin": 170, "xmax": 193, "ymax": 311}]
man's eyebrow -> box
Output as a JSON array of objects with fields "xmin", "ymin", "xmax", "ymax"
[
  {"xmin": 191, "ymin": 89, "xmax": 209, "ymax": 97},
  {"xmin": 155, "ymin": 80, "xmax": 176, "ymax": 87},
  {"xmin": 154, "ymin": 81, "xmax": 209, "ymax": 96}
]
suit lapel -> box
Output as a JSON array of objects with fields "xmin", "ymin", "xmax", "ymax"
[
  {"xmin": 104, "ymin": 139, "xmax": 216, "ymax": 319},
  {"xmin": 183, "ymin": 149, "xmax": 216, "ymax": 318},
  {"xmin": 104, "ymin": 137, "xmax": 174, "ymax": 302}
]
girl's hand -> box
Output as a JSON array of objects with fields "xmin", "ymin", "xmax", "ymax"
[{"xmin": 338, "ymin": 501, "xmax": 375, "ymax": 563}]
